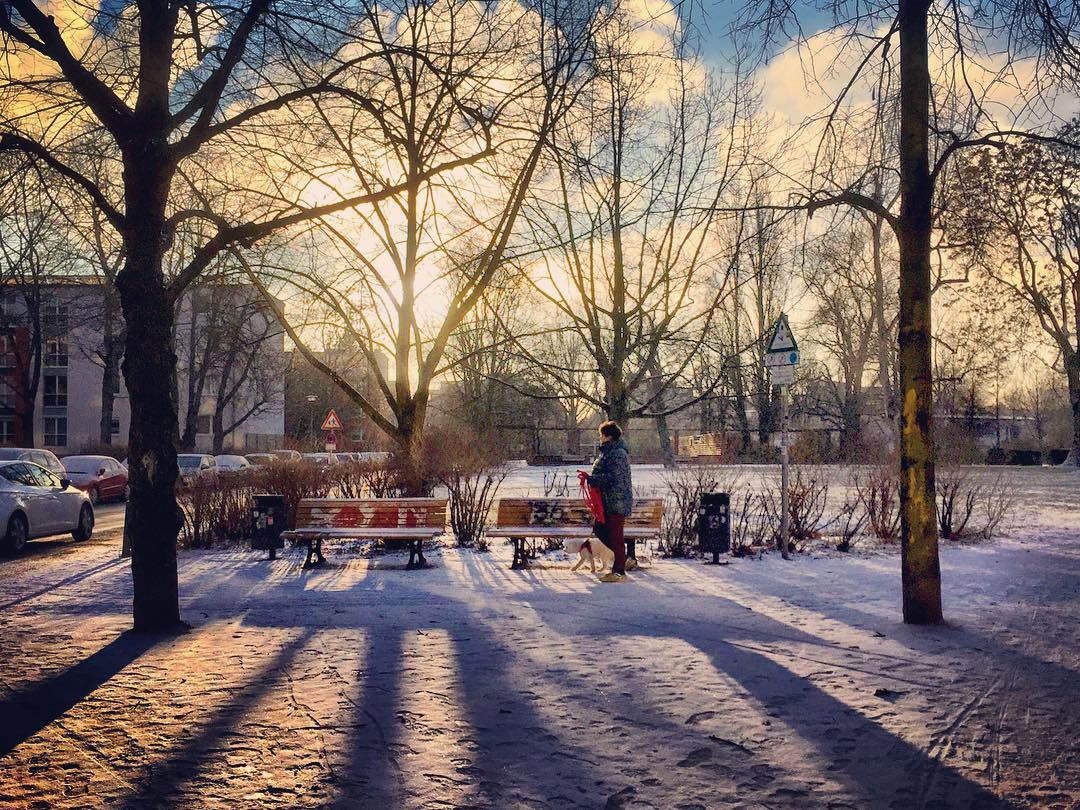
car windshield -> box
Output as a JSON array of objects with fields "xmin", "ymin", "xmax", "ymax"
[
  {"xmin": 63, "ymin": 457, "xmax": 101, "ymax": 474},
  {"xmin": 178, "ymin": 457, "xmax": 202, "ymax": 468}
]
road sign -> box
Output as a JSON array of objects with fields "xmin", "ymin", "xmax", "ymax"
[
  {"xmin": 767, "ymin": 313, "xmax": 798, "ymax": 353},
  {"xmin": 769, "ymin": 364, "xmax": 795, "ymax": 385},
  {"xmin": 764, "ymin": 349, "xmax": 800, "ymax": 367},
  {"xmin": 321, "ymin": 409, "xmax": 343, "ymax": 431},
  {"xmin": 325, "ymin": 431, "xmax": 337, "ymax": 452}
]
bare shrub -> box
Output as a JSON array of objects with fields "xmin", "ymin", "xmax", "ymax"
[
  {"xmin": 430, "ymin": 430, "xmax": 507, "ymax": 549},
  {"xmin": 659, "ymin": 465, "xmax": 740, "ymax": 558},
  {"xmin": 936, "ymin": 467, "xmax": 979, "ymax": 540},
  {"xmin": 978, "ymin": 474, "xmax": 1016, "ymax": 541},
  {"xmin": 763, "ymin": 468, "xmax": 828, "ymax": 552},
  {"xmin": 330, "ymin": 460, "xmax": 407, "ymax": 499},
  {"xmin": 854, "ymin": 461, "xmax": 901, "ymax": 541},
  {"xmin": 249, "ymin": 460, "xmax": 331, "ymax": 529},
  {"xmin": 731, "ymin": 490, "xmax": 769, "ymax": 556},
  {"xmin": 543, "ymin": 470, "xmax": 573, "ymax": 497},
  {"xmin": 832, "ymin": 497, "xmax": 869, "ymax": 552},
  {"xmin": 177, "ymin": 475, "xmax": 253, "ymax": 548}
]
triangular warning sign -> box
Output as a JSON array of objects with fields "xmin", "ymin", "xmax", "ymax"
[
  {"xmin": 321, "ymin": 409, "xmax": 343, "ymax": 431},
  {"xmin": 766, "ymin": 313, "xmax": 798, "ymax": 354}
]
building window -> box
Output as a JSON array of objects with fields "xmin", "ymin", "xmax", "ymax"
[
  {"xmin": 0, "ymin": 377, "xmax": 16, "ymax": 409},
  {"xmin": 43, "ymin": 373, "xmax": 67, "ymax": 408},
  {"xmin": 44, "ymin": 301, "xmax": 68, "ymax": 333},
  {"xmin": 44, "ymin": 336, "xmax": 68, "ymax": 368},
  {"xmin": 44, "ymin": 415, "xmax": 67, "ymax": 447},
  {"xmin": 0, "ymin": 417, "xmax": 13, "ymax": 444},
  {"xmin": 0, "ymin": 335, "xmax": 16, "ymax": 369},
  {"xmin": 197, "ymin": 415, "xmax": 211, "ymax": 434},
  {"xmin": 111, "ymin": 417, "xmax": 121, "ymax": 435}
]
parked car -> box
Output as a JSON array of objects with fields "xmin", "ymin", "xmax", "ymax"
[
  {"xmin": 61, "ymin": 455, "xmax": 129, "ymax": 504},
  {"xmin": 269, "ymin": 449, "xmax": 302, "ymax": 461},
  {"xmin": 214, "ymin": 454, "xmax": 251, "ymax": 474},
  {"xmin": 302, "ymin": 452, "xmax": 340, "ymax": 466},
  {"xmin": 177, "ymin": 454, "xmax": 217, "ymax": 483},
  {"xmin": 0, "ymin": 448, "xmax": 66, "ymax": 477},
  {"xmin": 0, "ymin": 461, "xmax": 94, "ymax": 553},
  {"xmin": 244, "ymin": 453, "xmax": 275, "ymax": 466}
]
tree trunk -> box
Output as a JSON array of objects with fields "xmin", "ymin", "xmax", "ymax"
[
  {"xmin": 212, "ymin": 406, "xmax": 225, "ymax": 454},
  {"xmin": 731, "ymin": 367, "xmax": 752, "ymax": 454},
  {"xmin": 1065, "ymin": 352, "xmax": 1080, "ymax": 466},
  {"xmin": 656, "ymin": 413, "xmax": 676, "ymax": 468},
  {"xmin": 99, "ymin": 288, "xmax": 122, "ymax": 445},
  {"xmin": 870, "ymin": 215, "xmax": 897, "ymax": 429},
  {"xmin": 896, "ymin": 0, "xmax": 942, "ymax": 624},
  {"xmin": 116, "ymin": 151, "xmax": 185, "ymax": 633}
]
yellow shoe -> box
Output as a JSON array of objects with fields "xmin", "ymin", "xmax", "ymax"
[
  {"xmin": 625, "ymin": 558, "xmax": 638, "ymax": 571},
  {"xmin": 599, "ymin": 572, "xmax": 626, "ymax": 583}
]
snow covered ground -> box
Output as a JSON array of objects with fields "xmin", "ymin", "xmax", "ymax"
[{"xmin": 0, "ymin": 465, "xmax": 1077, "ymax": 808}]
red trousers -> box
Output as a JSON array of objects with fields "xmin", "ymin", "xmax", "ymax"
[{"xmin": 595, "ymin": 514, "xmax": 626, "ymax": 574}]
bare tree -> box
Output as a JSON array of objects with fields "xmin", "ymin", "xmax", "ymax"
[
  {"xmin": 946, "ymin": 124, "xmax": 1080, "ymax": 464},
  {"xmin": 801, "ymin": 219, "xmax": 887, "ymax": 458},
  {"xmin": 518, "ymin": 13, "xmax": 748, "ymax": 439},
  {"xmin": 243, "ymin": 0, "xmax": 607, "ymax": 492},
  {"xmin": 737, "ymin": 0, "xmax": 1080, "ymax": 623},
  {"xmin": 0, "ymin": 0, "xmax": 522, "ymax": 630}
]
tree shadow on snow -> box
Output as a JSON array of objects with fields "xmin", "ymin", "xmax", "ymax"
[{"xmin": 0, "ymin": 630, "xmax": 162, "ymax": 756}]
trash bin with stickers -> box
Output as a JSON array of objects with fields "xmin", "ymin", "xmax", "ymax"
[
  {"xmin": 698, "ymin": 492, "xmax": 731, "ymax": 564},
  {"xmin": 251, "ymin": 493, "xmax": 286, "ymax": 560}
]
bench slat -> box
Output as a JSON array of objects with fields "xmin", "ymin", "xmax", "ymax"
[
  {"xmin": 294, "ymin": 498, "xmax": 447, "ymax": 531},
  {"xmin": 283, "ymin": 528, "xmax": 444, "ymax": 538},
  {"xmin": 487, "ymin": 528, "xmax": 659, "ymax": 538},
  {"xmin": 494, "ymin": 497, "xmax": 662, "ymax": 531}
]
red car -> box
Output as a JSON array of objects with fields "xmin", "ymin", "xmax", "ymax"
[{"xmin": 61, "ymin": 455, "xmax": 129, "ymax": 504}]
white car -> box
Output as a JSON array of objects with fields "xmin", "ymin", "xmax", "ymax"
[
  {"xmin": 302, "ymin": 452, "xmax": 340, "ymax": 466},
  {"xmin": 177, "ymin": 454, "xmax": 218, "ymax": 483},
  {"xmin": 0, "ymin": 461, "xmax": 94, "ymax": 553},
  {"xmin": 214, "ymin": 454, "xmax": 251, "ymax": 474},
  {"xmin": 0, "ymin": 447, "xmax": 67, "ymax": 477}
]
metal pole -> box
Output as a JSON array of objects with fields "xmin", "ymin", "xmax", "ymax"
[{"xmin": 779, "ymin": 384, "xmax": 790, "ymax": 560}]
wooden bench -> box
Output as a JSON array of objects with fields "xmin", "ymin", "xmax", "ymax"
[
  {"xmin": 282, "ymin": 498, "xmax": 447, "ymax": 569},
  {"xmin": 488, "ymin": 498, "xmax": 664, "ymax": 569}
]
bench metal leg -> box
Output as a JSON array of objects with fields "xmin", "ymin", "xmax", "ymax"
[
  {"xmin": 626, "ymin": 540, "xmax": 637, "ymax": 561},
  {"xmin": 406, "ymin": 539, "xmax": 428, "ymax": 569},
  {"xmin": 302, "ymin": 537, "xmax": 326, "ymax": 569},
  {"xmin": 511, "ymin": 538, "xmax": 530, "ymax": 569}
]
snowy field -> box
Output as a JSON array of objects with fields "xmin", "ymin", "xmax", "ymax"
[{"xmin": 0, "ymin": 465, "xmax": 1077, "ymax": 808}]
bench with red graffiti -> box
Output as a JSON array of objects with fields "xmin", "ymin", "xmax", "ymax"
[
  {"xmin": 487, "ymin": 498, "xmax": 664, "ymax": 569},
  {"xmin": 282, "ymin": 498, "xmax": 447, "ymax": 569}
]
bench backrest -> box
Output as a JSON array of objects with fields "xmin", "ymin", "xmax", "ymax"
[
  {"xmin": 494, "ymin": 498, "xmax": 663, "ymax": 529},
  {"xmin": 294, "ymin": 498, "xmax": 447, "ymax": 530}
]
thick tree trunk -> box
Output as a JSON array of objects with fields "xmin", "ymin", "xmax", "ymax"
[
  {"xmin": 99, "ymin": 288, "xmax": 122, "ymax": 445},
  {"xmin": 116, "ymin": 151, "xmax": 185, "ymax": 632},
  {"xmin": 896, "ymin": 0, "xmax": 942, "ymax": 624},
  {"xmin": 1065, "ymin": 353, "xmax": 1080, "ymax": 466}
]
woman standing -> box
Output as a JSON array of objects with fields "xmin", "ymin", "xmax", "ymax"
[{"xmin": 588, "ymin": 421, "xmax": 634, "ymax": 582}]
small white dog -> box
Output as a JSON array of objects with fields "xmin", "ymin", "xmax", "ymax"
[{"xmin": 565, "ymin": 536, "xmax": 615, "ymax": 574}]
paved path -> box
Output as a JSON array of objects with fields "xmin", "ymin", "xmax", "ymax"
[{"xmin": 0, "ymin": 529, "xmax": 1077, "ymax": 809}]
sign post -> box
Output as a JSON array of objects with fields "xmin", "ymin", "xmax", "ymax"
[
  {"xmin": 765, "ymin": 314, "xmax": 799, "ymax": 560},
  {"xmin": 321, "ymin": 409, "xmax": 342, "ymax": 458}
]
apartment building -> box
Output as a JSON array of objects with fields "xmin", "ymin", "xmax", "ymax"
[{"xmin": 0, "ymin": 280, "xmax": 285, "ymax": 455}]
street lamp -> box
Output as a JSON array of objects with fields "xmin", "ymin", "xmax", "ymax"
[{"xmin": 306, "ymin": 394, "xmax": 318, "ymax": 449}]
